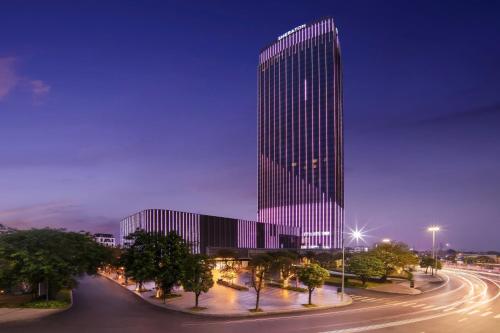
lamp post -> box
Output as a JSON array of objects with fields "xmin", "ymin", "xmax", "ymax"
[
  {"xmin": 341, "ymin": 234, "xmax": 345, "ymax": 301},
  {"xmin": 427, "ymin": 226, "xmax": 440, "ymax": 276}
]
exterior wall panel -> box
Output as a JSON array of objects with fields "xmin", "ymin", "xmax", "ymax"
[{"xmin": 120, "ymin": 209, "xmax": 300, "ymax": 254}]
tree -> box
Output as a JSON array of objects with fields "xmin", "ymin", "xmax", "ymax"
[
  {"xmin": 215, "ymin": 248, "xmax": 240, "ymax": 284},
  {"xmin": 420, "ymin": 256, "xmax": 442, "ymax": 274},
  {"xmin": 420, "ymin": 256, "xmax": 434, "ymax": 274},
  {"xmin": 269, "ymin": 251, "xmax": 298, "ymax": 286},
  {"xmin": 371, "ymin": 242, "xmax": 418, "ymax": 281},
  {"xmin": 121, "ymin": 230, "xmax": 157, "ymax": 292},
  {"xmin": 0, "ymin": 229, "xmax": 110, "ymax": 300},
  {"xmin": 156, "ymin": 231, "xmax": 190, "ymax": 300},
  {"xmin": 314, "ymin": 252, "xmax": 342, "ymax": 270},
  {"xmin": 181, "ymin": 254, "xmax": 214, "ymax": 308},
  {"xmin": 298, "ymin": 263, "xmax": 329, "ymax": 305},
  {"xmin": 348, "ymin": 254, "xmax": 385, "ymax": 285},
  {"xmin": 249, "ymin": 253, "xmax": 272, "ymax": 311}
]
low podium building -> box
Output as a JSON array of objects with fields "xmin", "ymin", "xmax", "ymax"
[{"xmin": 120, "ymin": 209, "xmax": 301, "ymax": 254}]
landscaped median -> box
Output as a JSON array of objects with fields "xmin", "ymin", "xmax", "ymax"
[{"xmin": 100, "ymin": 272, "xmax": 352, "ymax": 317}]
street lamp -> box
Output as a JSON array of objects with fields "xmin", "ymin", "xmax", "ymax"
[
  {"xmin": 382, "ymin": 238, "xmax": 391, "ymax": 243},
  {"xmin": 341, "ymin": 225, "xmax": 367, "ymax": 300},
  {"xmin": 427, "ymin": 226, "xmax": 440, "ymax": 275}
]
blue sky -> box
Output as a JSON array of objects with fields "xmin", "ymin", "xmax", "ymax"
[{"xmin": 0, "ymin": 0, "xmax": 499, "ymax": 250}]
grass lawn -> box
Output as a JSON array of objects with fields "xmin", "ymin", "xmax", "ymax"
[
  {"xmin": 0, "ymin": 289, "xmax": 71, "ymax": 309},
  {"xmin": 325, "ymin": 276, "xmax": 389, "ymax": 289}
]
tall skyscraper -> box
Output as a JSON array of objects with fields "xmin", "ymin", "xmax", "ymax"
[{"xmin": 258, "ymin": 18, "xmax": 344, "ymax": 249}]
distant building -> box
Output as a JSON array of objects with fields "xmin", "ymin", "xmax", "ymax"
[
  {"xmin": 120, "ymin": 209, "xmax": 301, "ymax": 254},
  {"xmin": 94, "ymin": 233, "xmax": 116, "ymax": 247},
  {"xmin": 0, "ymin": 223, "xmax": 15, "ymax": 235},
  {"xmin": 347, "ymin": 246, "xmax": 369, "ymax": 253}
]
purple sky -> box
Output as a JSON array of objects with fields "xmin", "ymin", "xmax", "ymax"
[{"xmin": 1, "ymin": 1, "xmax": 499, "ymax": 251}]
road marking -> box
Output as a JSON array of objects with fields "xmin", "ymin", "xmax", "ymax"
[
  {"xmin": 442, "ymin": 307, "xmax": 455, "ymax": 312},
  {"xmin": 467, "ymin": 310, "xmax": 480, "ymax": 315},
  {"xmin": 480, "ymin": 311, "xmax": 492, "ymax": 317},
  {"xmin": 494, "ymin": 314, "xmax": 500, "ymax": 319},
  {"xmin": 458, "ymin": 318, "xmax": 469, "ymax": 322},
  {"xmin": 403, "ymin": 302, "xmax": 417, "ymax": 307},
  {"xmin": 422, "ymin": 305, "xmax": 435, "ymax": 309}
]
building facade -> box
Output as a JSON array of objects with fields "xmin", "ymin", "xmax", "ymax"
[
  {"xmin": 94, "ymin": 233, "xmax": 116, "ymax": 247},
  {"xmin": 258, "ymin": 18, "xmax": 344, "ymax": 249},
  {"xmin": 120, "ymin": 209, "xmax": 301, "ymax": 254}
]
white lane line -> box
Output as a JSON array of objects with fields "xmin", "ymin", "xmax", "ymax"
[
  {"xmin": 316, "ymin": 270, "xmax": 500, "ymax": 333},
  {"xmin": 403, "ymin": 302, "xmax": 417, "ymax": 307},
  {"xmin": 467, "ymin": 310, "xmax": 480, "ymax": 315},
  {"xmin": 480, "ymin": 311, "xmax": 492, "ymax": 317},
  {"xmin": 442, "ymin": 307, "xmax": 455, "ymax": 312},
  {"xmin": 458, "ymin": 318, "xmax": 469, "ymax": 322},
  {"xmin": 422, "ymin": 305, "xmax": 435, "ymax": 309},
  {"xmin": 412, "ymin": 304, "xmax": 426, "ymax": 308},
  {"xmin": 423, "ymin": 271, "xmax": 451, "ymax": 293},
  {"xmin": 494, "ymin": 314, "xmax": 500, "ymax": 319}
]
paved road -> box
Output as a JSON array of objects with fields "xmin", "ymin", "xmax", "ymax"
[{"xmin": 1, "ymin": 269, "xmax": 498, "ymax": 333}]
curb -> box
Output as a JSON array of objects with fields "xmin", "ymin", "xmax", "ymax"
[{"xmin": 99, "ymin": 273, "xmax": 353, "ymax": 318}]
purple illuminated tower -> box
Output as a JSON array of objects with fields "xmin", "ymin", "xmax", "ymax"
[{"xmin": 258, "ymin": 18, "xmax": 344, "ymax": 249}]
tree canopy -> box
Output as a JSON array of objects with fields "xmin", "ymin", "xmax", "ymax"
[
  {"xmin": 121, "ymin": 230, "xmax": 190, "ymax": 298},
  {"xmin": 0, "ymin": 228, "xmax": 111, "ymax": 299},
  {"xmin": 348, "ymin": 253, "xmax": 385, "ymax": 285},
  {"xmin": 371, "ymin": 242, "xmax": 419, "ymax": 280},
  {"xmin": 298, "ymin": 263, "xmax": 329, "ymax": 305},
  {"xmin": 181, "ymin": 254, "xmax": 214, "ymax": 308}
]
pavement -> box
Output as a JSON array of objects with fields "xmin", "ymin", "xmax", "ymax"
[
  {"xmin": 0, "ymin": 269, "xmax": 498, "ymax": 333},
  {"xmin": 101, "ymin": 271, "xmax": 352, "ymax": 316}
]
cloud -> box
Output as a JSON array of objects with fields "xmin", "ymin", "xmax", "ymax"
[
  {"xmin": 0, "ymin": 202, "xmax": 118, "ymax": 236},
  {"xmin": 0, "ymin": 56, "xmax": 51, "ymax": 103},
  {"xmin": 411, "ymin": 103, "xmax": 500, "ymax": 127},
  {"xmin": 30, "ymin": 79, "xmax": 51, "ymax": 98},
  {"xmin": 0, "ymin": 57, "xmax": 19, "ymax": 100}
]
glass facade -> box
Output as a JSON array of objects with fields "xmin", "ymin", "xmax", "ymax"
[{"xmin": 258, "ymin": 18, "xmax": 344, "ymax": 249}]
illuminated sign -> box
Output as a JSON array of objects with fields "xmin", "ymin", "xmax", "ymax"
[
  {"xmin": 302, "ymin": 231, "xmax": 330, "ymax": 237},
  {"xmin": 278, "ymin": 24, "xmax": 306, "ymax": 41}
]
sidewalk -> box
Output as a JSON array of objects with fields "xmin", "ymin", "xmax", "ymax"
[{"xmin": 101, "ymin": 272, "xmax": 352, "ymax": 317}]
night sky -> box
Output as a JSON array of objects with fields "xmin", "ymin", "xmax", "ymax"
[{"xmin": 1, "ymin": 1, "xmax": 499, "ymax": 251}]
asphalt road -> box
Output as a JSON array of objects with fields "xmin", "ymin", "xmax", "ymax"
[{"xmin": 1, "ymin": 269, "xmax": 498, "ymax": 333}]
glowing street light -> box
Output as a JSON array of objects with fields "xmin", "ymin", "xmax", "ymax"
[
  {"xmin": 347, "ymin": 225, "xmax": 368, "ymax": 245},
  {"xmin": 382, "ymin": 238, "xmax": 391, "ymax": 243},
  {"xmin": 427, "ymin": 225, "xmax": 440, "ymax": 275}
]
